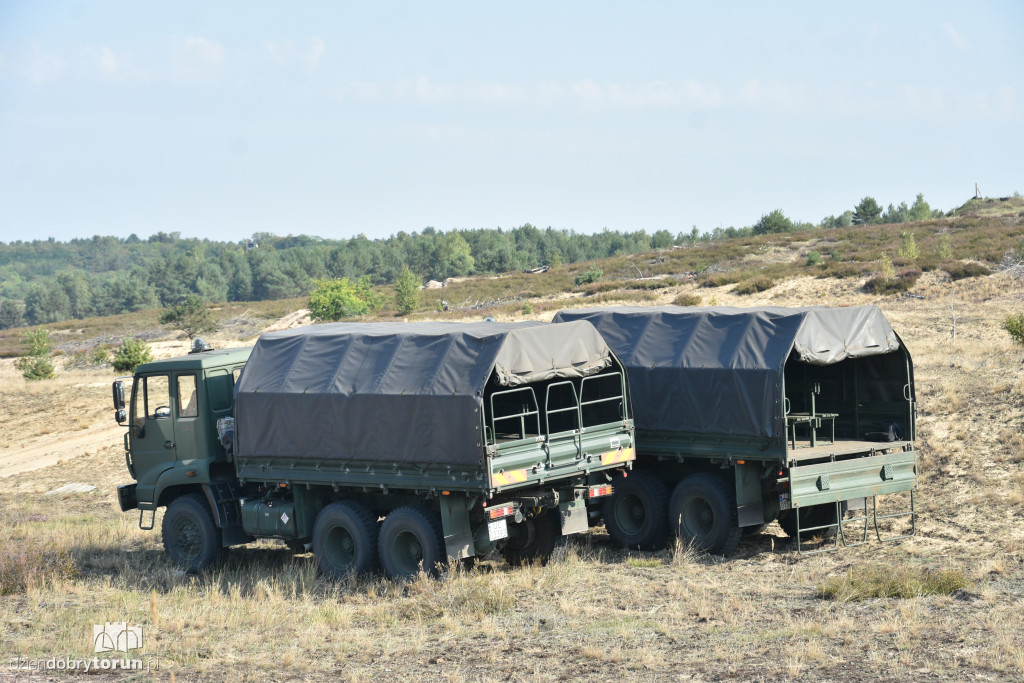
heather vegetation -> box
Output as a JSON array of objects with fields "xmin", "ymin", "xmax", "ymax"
[{"xmin": 0, "ymin": 192, "xmax": 980, "ymax": 329}]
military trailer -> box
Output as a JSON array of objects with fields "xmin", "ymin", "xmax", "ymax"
[
  {"xmin": 553, "ymin": 305, "xmax": 918, "ymax": 554},
  {"xmin": 113, "ymin": 321, "xmax": 635, "ymax": 579}
]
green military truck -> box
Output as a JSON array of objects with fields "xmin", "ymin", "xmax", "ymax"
[
  {"xmin": 553, "ymin": 305, "xmax": 919, "ymax": 554},
  {"xmin": 113, "ymin": 321, "xmax": 635, "ymax": 579}
]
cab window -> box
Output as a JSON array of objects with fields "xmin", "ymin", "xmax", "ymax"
[
  {"xmin": 132, "ymin": 375, "xmax": 171, "ymax": 428},
  {"xmin": 177, "ymin": 374, "xmax": 198, "ymax": 418}
]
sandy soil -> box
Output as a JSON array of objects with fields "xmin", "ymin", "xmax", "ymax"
[{"xmin": 1, "ymin": 274, "xmax": 1022, "ymax": 682}]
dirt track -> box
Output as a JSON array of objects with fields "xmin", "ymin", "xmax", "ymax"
[{"xmin": 0, "ymin": 421, "xmax": 124, "ymax": 479}]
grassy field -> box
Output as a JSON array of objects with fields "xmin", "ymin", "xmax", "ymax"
[{"xmin": 2, "ymin": 206, "xmax": 1024, "ymax": 681}]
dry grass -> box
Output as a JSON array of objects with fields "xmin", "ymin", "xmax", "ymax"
[{"xmin": 3, "ymin": 214, "xmax": 1024, "ymax": 679}]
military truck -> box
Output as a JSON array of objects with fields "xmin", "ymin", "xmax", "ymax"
[
  {"xmin": 553, "ymin": 305, "xmax": 918, "ymax": 554},
  {"xmin": 113, "ymin": 321, "xmax": 635, "ymax": 579}
]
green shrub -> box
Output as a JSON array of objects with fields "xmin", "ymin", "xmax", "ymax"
[
  {"xmin": 308, "ymin": 277, "xmax": 384, "ymax": 321},
  {"xmin": 700, "ymin": 272, "xmax": 744, "ymax": 288},
  {"xmin": 112, "ymin": 337, "xmax": 154, "ymax": 373},
  {"xmin": 942, "ymin": 262, "xmax": 992, "ymax": 281},
  {"xmin": 897, "ymin": 231, "xmax": 920, "ymax": 261},
  {"xmin": 625, "ymin": 279, "xmax": 672, "ymax": 290},
  {"xmin": 864, "ymin": 268, "xmax": 921, "ymax": 294},
  {"xmin": 733, "ymin": 276, "xmax": 775, "ymax": 295},
  {"xmin": 672, "ymin": 293, "xmax": 701, "ymax": 307},
  {"xmin": 394, "ymin": 265, "xmax": 420, "ymax": 316},
  {"xmin": 521, "ymin": 301, "xmax": 534, "ymax": 315},
  {"xmin": 14, "ymin": 329, "xmax": 56, "ymax": 381},
  {"xmin": 574, "ymin": 268, "xmax": 603, "ymax": 286},
  {"xmin": 1004, "ymin": 313, "xmax": 1024, "ymax": 346},
  {"xmin": 805, "ymin": 250, "xmax": 823, "ymax": 266}
]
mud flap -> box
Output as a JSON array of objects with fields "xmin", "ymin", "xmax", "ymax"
[
  {"xmin": 439, "ymin": 495, "xmax": 475, "ymax": 560},
  {"xmin": 559, "ymin": 493, "xmax": 589, "ymax": 536},
  {"xmin": 734, "ymin": 461, "xmax": 765, "ymax": 527}
]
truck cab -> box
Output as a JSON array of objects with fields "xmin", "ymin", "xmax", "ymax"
[{"xmin": 114, "ymin": 343, "xmax": 251, "ymax": 519}]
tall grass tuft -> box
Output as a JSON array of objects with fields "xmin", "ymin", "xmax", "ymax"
[
  {"xmin": 0, "ymin": 544, "xmax": 78, "ymax": 595},
  {"xmin": 818, "ymin": 564, "xmax": 970, "ymax": 602}
]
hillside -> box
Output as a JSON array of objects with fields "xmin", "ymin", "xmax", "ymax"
[{"xmin": 1, "ymin": 199, "xmax": 1023, "ymax": 680}]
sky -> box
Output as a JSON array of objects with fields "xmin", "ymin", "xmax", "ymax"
[{"xmin": 0, "ymin": 1, "xmax": 1021, "ymax": 243}]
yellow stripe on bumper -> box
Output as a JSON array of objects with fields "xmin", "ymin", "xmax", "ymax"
[
  {"xmin": 600, "ymin": 447, "xmax": 635, "ymax": 466},
  {"xmin": 493, "ymin": 468, "xmax": 529, "ymax": 487}
]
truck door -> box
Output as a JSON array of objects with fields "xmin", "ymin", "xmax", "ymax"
[
  {"xmin": 172, "ymin": 373, "xmax": 203, "ymax": 465},
  {"xmin": 130, "ymin": 374, "xmax": 177, "ymax": 504}
]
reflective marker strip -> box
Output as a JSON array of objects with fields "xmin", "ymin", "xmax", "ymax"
[
  {"xmin": 600, "ymin": 447, "xmax": 635, "ymax": 466},
  {"xmin": 493, "ymin": 469, "xmax": 529, "ymax": 486}
]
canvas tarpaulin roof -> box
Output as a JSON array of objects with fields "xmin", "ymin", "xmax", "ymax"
[
  {"xmin": 552, "ymin": 306, "xmax": 903, "ymax": 439},
  {"xmin": 234, "ymin": 320, "xmax": 614, "ymax": 466}
]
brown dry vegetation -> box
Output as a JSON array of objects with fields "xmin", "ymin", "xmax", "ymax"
[{"xmin": 3, "ymin": 209, "xmax": 1024, "ymax": 681}]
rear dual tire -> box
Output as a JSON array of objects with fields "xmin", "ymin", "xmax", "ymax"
[
  {"xmin": 602, "ymin": 470, "xmax": 669, "ymax": 551},
  {"xmin": 668, "ymin": 473, "xmax": 741, "ymax": 555}
]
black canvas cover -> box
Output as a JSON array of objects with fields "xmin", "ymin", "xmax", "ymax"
[
  {"xmin": 234, "ymin": 320, "xmax": 613, "ymax": 466},
  {"xmin": 553, "ymin": 306, "xmax": 903, "ymax": 439}
]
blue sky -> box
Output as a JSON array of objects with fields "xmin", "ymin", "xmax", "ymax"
[{"xmin": 1, "ymin": 1, "xmax": 1021, "ymax": 243}]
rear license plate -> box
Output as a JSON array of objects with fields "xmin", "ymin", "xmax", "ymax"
[{"xmin": 487, "ymin": 519, "xmax": 508, "ymax": 541}]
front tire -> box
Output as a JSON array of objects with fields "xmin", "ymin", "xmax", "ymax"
[
  {"xmin": 378, "ymin": 506, "xmax": 446, "ymax": 580},
  {"xmin": 162, "ymin": 493, "xmax": 224, "ymax": 572},
  {"xmin": 313, "ymin": 501, "xmax": 379, "ymax": 578},
  {"xmin": 668, "ymin": 473, "xmax": 741, "ymax": 555},
  {"xmin": 602, "ymin": 470, "xmax": 669, "ymax": 550}
]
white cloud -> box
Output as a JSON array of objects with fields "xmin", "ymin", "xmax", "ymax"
[
  {"xmin": 303, "ymin": 37, "xmax": 325, "ymax": 71},
  {"xmin": 84, "ymin": 46, "xmax": 120, "ymax": 77},
  {"xmin": 184, "ymin": 37, "xmax": 224, "ymax": 66},
  {"xmin": 27, "ymin": 42, "xmax": 62, "ymax": 83},
  {"xmin": 265, "ymin": 38, "xmax": 326, "ymax": 72},
  {"xmin": 944, "ymin": 22, "xmax": 969, "ymax": 49},
  {"xmin": 330, "ymin": 76, "xmax": 1012, "ymax": 123},
  {"xmin": 171, "ymin": 36, "xmax": 225, "ymax": 82}
]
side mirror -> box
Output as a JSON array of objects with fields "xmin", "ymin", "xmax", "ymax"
[
  {"xmin": 115, "ymin": 408, "xmax": 127, "ymax": 425},
  {"xmin": 112, "ymin": 380, "xmax": 126, "ymax": 410}
]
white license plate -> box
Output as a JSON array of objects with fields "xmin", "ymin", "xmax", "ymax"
[
  {"xmin": 779, "ymin": 493, "xmax": 791, "ymax": 511},
  {"xmin": 487, "ymin": 519, "xmax": 509, "ymax": 541}
]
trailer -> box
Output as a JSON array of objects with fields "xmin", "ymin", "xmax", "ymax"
[
  {"xmin": 553, "ymin": 305, "xmax": 918, "ymax": 554},
  {"xmin": 113, "ymin": 321, "xmax": 635, "ymax": 578}
]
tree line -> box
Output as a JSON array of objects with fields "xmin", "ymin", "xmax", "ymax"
[{"xmin": 0, "ymin": 192, "xmax": 945, "ymax": 328}]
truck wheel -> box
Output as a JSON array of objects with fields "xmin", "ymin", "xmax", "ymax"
[
  {"xmin": 602, "ymin": 470, "xmax": 669, "ymax": 550},
  {"xmin": 378, "ymin": 506, "xmax": 445, "ymax": 580},
  {"xmin": 668, "ymin": 473, "xmax": 741, "ymax": 555},
  {"xmin": 778, "ymin": 504, "xmax": 837, "ymax": 539},
  {"xmin": 313, "ymin": 501, "xmax": 379, "ymax": 578},
  {"xmin": 501, "ymin": 510, "xmax": 561, "ymax": 567},
  {"xmin": 162, "ymin": 493, "xmax": 225, "ymax": 572}
]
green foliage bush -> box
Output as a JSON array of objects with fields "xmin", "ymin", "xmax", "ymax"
[
  {"xmin": 574, "ymin": 268, "xmax": 603, "ymax": 286},
  {"xmin": 897, "ymin": 232, "xmax": 920, "ymax": 261},
  {"xmin": 394, "ymin": 265, "xmax": 420, "ymax": 316},
  {"xmin": 112, "ymin": 337, "xmax": 154, "ymax": 373},
  {"xmin": 863, "ymin": 268, "xmax": 921, "ymax": 294},
  {"xmin": 521, "ymin": 301, "xmax": 534, "ymax": 315},
  {"xmin": 672, "ymin": 293, "xmax": 701, "ymax": 306},
  {"xmin": 14, "ymin": 329, "xmax": 56, "ymax": 381},
  {"xmin": 733, "ymin": 276, "xmax": 775, "ymax": 295},
  {"xmin": 308, "ymin": 277, "xmax": 383, "ymax": 321},
  {"xmin": 806, "ymin": 250, "xmax": 823, "ymax": 266},
  {"xmin": 625, "ymin": 279, "xmax": 672, "ymax": 290},
  {"xmin": 752, "ymin": 209, "xmax": 795, "ymax": 235},
  {"xmin": 1004, "ymin": 313, "xmax": 1024, "ymax": 346},
  {"xmin": 942, "ymin": 262, "xmax": 992, "ymax": 281},
  {"xmin": 160, "ymin": 294, "xmax": 216, "ymax": 340}
]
